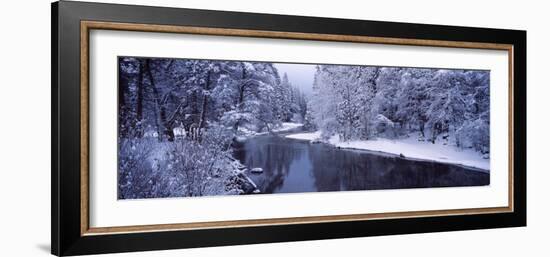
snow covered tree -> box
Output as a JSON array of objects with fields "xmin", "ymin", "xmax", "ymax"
[
  {"xmin": 303, "ymin": 100, "xmax": 317, "ymax": 131},
  {"xmin": 308, "ymin": 64, "xmax": 490, "ymax": 153},
  {"xmin": 117, "ymin": 57, "xmax": 296, "ymax": 198}
]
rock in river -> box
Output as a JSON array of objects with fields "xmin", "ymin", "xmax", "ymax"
[{"xmin": 250, "ymin": 167, "xmax": 263, "ymax": 174}]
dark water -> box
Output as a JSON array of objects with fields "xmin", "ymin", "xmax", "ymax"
[{"xmin": 233, "ymin": 135, "xmax": 489, "ymax": 194}]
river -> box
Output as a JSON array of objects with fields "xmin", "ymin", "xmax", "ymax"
[{"xmin": 233, "ymin": 133, "xmax": 489, "ymax": 194}]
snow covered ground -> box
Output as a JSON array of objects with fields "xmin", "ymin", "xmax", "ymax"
[
  {"xmin": 285, "ymin": 132, "xmax": 489, "ymax": 171},
  {"xmin": 238, "ymin": 122, "xmax": 303, "ymax": 137},
  {"xmin": 272, "ymin": 122, "xmax": 303, "ymax": 132},
  {"xmin": 286, "ymin": 131, "xmax": 322, "ymax": 141}
]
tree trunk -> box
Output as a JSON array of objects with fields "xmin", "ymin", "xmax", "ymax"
[
  {"xmin": 198, "ymin": 71, "xmax": 211, "ymax": 130},
  {"xmin": 238, "ymin": 65, "xmax": 247, "ymax": 106},
  {"xmin": 370, "ymin": 67, "xmax": 381, "ymax": 95},
  {"xmin": 234, "ymin": 65, "xmax": 247, "ymax": 130},
  {"xmin": 419, "ymin": 122, "xmax": 425, "ymax": 138},
  {"xmin": 145, "ymin": 59, "xmax": 174, "ymax": 142},
  {"xmin": 118, "ymin": 62, "xmax": 129, "ymax": 138},
  {"xmin": 118, "ymin": 66, "xmax": 127, "ymax": 108},
  {"xmin": 238, "ymin": 86, "xmax": 244, "ymax": 106},
  {"xmin": 135, "ymin": 60, "xmax": 145, "ymax": 138},
  {"xmin": 430, "ymin": 123, "xmax": 440, "ymax": 144}
]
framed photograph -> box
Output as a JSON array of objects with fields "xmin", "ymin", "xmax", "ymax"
[{"xmin": 52, "ymin": 1, "xmax": 526, "ymax": 256}]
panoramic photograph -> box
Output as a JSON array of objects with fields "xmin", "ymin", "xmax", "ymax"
[{"xmin": 117, "ymin": 57, "xmax": 490, "ymax": 200}]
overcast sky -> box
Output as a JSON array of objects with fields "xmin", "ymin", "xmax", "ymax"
[{"xmin": 274, "ymin": 63, "xmax": 317, "ymax": 95}]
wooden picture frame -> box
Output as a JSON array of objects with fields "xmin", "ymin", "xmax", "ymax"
[{"xmin": 52, "ymin": 1, "xmax": 526, "ymax": 256}]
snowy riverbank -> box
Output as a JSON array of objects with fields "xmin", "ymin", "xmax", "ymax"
[
  {"xmin": 271, "ymin": 122, "xmax": 303, "ymax": 133},
  {"xmin": 285, "ymin": 131, "xmax": 489, "ymax": 171},
  {"xmin": 238, "ymin": 122, "xmax": 303, "ymax": 137}
]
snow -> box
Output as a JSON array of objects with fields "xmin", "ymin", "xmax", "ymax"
[
  {"xmin": 173, "ymin": 126, "xmax": 186, "ymax": 138},
  {"xmin": 236, "ymin": 127, "xmax": 258, "ymax": 137},
  {"xmin": 272, "ymin": 122, "xmax": 303, "ymax": 132},
  {"xmin": 234, "ymin": 136, "xmax": 248, "ymax": 143},
  {"xmin": 230, "ymin": 159, "xmax": 247, "ymax": 174},
  {"xmin": 285, "ymin": 131, "xmax": 322, "ymax": 141},
  {"xmin": 238, "ymin": 122, "xmax": 303, "ymax": 137},
  {"xmin": 250, "ymin": 168, "xmax": 264, "ymax": 173},
  {"xmin": 285, "ymin": 132, "xmax": 489, "ymax": 171},
  {"xmin": 242, "ymin": 174, "xmax": 258, "ymax": 189}
]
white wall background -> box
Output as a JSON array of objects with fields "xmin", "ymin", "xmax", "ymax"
[{"xmin": 0, "ymin": 0, "xmax": 547, "ymax": 256}]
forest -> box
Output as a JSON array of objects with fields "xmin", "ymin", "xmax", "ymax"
[
  {"xmin": 118, "ymin": 57, "xmax": 490, "ymax": 199},
  {"xmin": 307, "ymin": 65, "xmax": 490, "ymax": 153},
  {"xmin": 117, "ymin": 57, "xmax": 307, "ymax": 198}
]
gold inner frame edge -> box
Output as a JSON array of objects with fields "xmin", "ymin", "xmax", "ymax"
[{"xmin": 80, "ymin": 20, "xmax": 515, "ymax": 236}]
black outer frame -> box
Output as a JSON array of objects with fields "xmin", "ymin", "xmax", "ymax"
[{"xmin": 51, "ymin": 0, "xmax": 526, "ymax": 256}]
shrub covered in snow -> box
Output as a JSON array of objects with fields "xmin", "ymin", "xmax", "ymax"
[{"xmin": 118, "ymin": 125, "xmax": 246, "ymax": 199}]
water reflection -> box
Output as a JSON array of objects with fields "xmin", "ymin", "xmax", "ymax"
[{"xmin": 232, "ymin": 135, "xmax": 489, "ymax": 194}]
